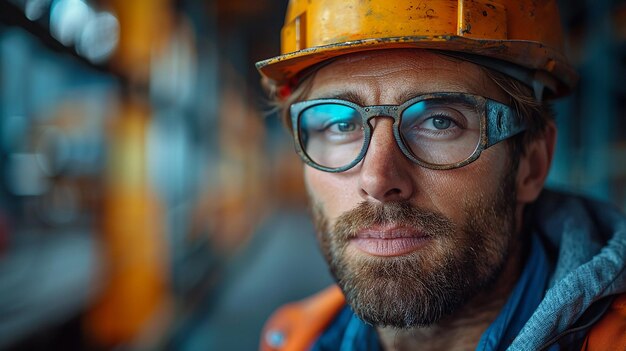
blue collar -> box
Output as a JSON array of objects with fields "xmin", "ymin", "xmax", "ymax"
[
  {"xmin": 311, "ymin": 234, "xmax": 551, "ymax": 351},
  {"xmin": 475, "ymin": 233, "xmax": 552, "ymax": 350}
]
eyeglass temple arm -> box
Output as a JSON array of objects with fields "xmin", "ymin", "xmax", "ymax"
[{"xmin": 485, "ymin": 100, "xmax": 527, "ymax": 148}]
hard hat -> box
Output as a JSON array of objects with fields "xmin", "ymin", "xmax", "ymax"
[{"xmin": 256, "ymin": 0, "xmax": 577, "ymax": 98}]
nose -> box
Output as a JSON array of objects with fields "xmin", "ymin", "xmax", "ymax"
[{"xmin": 358, "ymin": 117, "xmax": 415, "ymax": 203}]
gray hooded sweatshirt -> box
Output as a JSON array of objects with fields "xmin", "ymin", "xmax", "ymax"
[{"xmin": 511, "ymin": 190, "xmax": 626, "ymax": 350}]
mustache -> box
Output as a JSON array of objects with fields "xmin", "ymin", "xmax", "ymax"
[{"xmin": 332, "ymin": 201, "xmax": 456, "ymax": 241}]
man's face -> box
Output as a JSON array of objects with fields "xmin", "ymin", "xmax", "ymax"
[{"xmin": 303, "ymin": 50, "xmax": 521, "ymax": 328}]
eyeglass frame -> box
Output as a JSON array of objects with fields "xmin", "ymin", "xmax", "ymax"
[{"xmin": 290, "ymin": 92, "xmax": 526, "ymax": 173}]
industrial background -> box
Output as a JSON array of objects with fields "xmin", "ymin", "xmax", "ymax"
[{"xmin": 0, "ymin": 0, "xmax": 624, "ymax": 350}]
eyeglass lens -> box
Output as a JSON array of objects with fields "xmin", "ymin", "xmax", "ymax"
[{"xmin": 298, "ymin": 97, "xmax": 482, "ymax": 169}]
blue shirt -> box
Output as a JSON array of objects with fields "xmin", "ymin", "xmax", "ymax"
[{"xmin": 311, "ymin": 234, "xmax": 551, "ymax": 351}]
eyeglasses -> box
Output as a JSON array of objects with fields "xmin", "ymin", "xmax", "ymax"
[{"xmin": 290, "ymin": 92, "xmax": 526, "ymax": 173}]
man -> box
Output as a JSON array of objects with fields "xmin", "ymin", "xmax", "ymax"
[{"xmin": 256, "ymin": 1, "xmax": 626, "ymax": 350}]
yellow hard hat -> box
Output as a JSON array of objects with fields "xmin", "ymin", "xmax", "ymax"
[{"xmin": 256, "ymin": 0, "xmax": 577, "ymax": 97}]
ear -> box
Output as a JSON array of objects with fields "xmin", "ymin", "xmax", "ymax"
[{"xmin": 516, "ymin": 122, "xmax": 557, "ymax": 204}]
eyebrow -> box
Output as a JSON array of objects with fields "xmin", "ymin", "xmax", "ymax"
[
  {"xmin": 317, "ymin": 91, "xmax": 369, "ymax": 106},
  {"xmin": 317, "ymin": 90, "xmax": 427, "ymax": 106},
  {"xmin": 395, "ymin": 90, "xmax": 425, "ymax": 105},
  {"xmin": 315, "ymin": 88, "xmax": 474, "ymax": 106}
]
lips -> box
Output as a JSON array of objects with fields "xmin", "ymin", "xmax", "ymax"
[{"xmin": 349, "ymin": 226, "xmax": 430, "ymax": 257}]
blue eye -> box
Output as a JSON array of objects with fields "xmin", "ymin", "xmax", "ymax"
[
  {"xmin": 300, "ymin": 103, "xmax": 360, "ymax": 132},
  {"xmin": 299, "ymin": 103, "xmax": 363, "ymax": 145},
  {"xmin": 329, "ymin": 121, "xmax": 358, "ymax": 133},
  {"xmin": 423, "ymin": 116, "xmax": 454, "ymax": 130}
]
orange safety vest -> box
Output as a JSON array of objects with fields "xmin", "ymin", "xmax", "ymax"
[
  {"xmin": 581, "ymin": 294, "xmax": 626, "ymax": 351},
  {"xmin": 260, "ymin": 287, "xmax": 626, "ymax": 351}
]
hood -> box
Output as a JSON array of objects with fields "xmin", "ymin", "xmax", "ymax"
[{"xmin": 510, "ymin": 189, "xmax": 626, "ymax": 350}]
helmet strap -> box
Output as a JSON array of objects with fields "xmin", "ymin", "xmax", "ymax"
[{"xmin": 435, "ymin": 50, "xmax": 557, "ymax": 102}]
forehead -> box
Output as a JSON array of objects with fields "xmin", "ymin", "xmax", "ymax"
[{"xmin": 308, "ymin": 49, "xmax": 505, "ymax": 104}]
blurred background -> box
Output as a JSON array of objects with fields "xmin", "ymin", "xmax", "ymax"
[{"xmin": 0, "ymin": 0, "xmax": 624, "ymax": 350}]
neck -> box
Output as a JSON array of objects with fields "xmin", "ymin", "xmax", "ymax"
[{"xmin": 376, "ymin": 235, "xmax": 526, "ymax": 351}]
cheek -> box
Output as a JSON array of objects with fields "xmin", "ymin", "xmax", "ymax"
[
  {"xmin": 304, "ymin": 166, "xmax": 360, "ymax": 223},
  {"xmin": 417, "ymin": 148, "xmax": 510, "ymax": 222},
  {"xmin": 304, "ymin": 146, "xmax": 511, "ymax": 226}
]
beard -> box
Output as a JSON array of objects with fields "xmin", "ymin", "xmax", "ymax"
[{"xmin": 311, "ymin": 169, "xmax": 517, "ymax": 328}]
